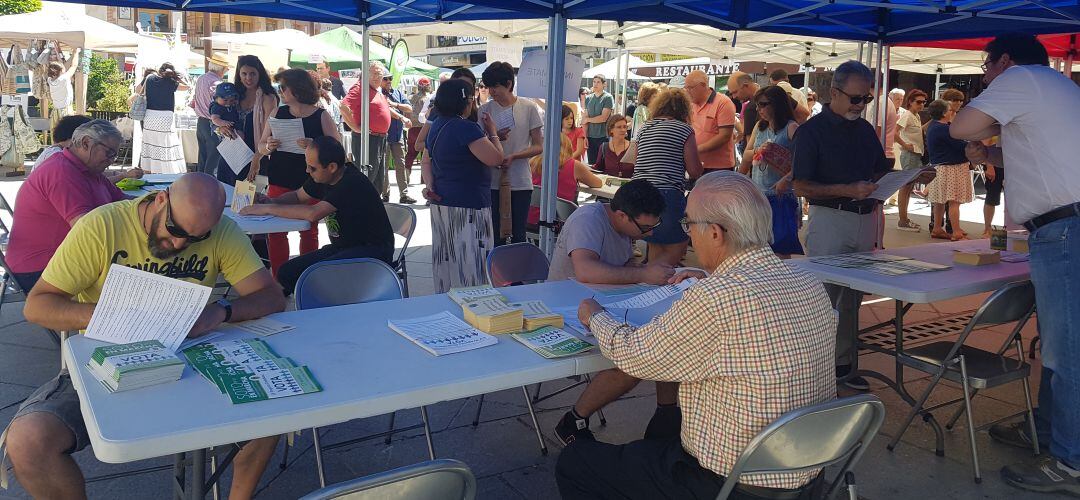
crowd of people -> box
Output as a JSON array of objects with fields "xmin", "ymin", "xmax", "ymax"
[{"xmin": 0, "ymin": 32, "xmax": 1078, "ymax": 500}]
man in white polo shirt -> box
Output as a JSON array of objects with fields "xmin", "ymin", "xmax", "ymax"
[{"xmin": 952, "ymin": 33, "xmax": 1080, "ymax": 497}]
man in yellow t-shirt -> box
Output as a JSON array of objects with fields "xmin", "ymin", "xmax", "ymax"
[{"xmin": 5, "ymin": 173, "xmax": 286, "ymax": 500}]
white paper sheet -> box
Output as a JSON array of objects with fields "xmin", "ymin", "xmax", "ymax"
[
  {"xmin": 267, "ymin": 117, "xmax": 307, "ymax": 155},
  {"xmin": 85, "ymin": 264, "xmax": 213, "ymax": 352},
  {"xmin": 227, "ymin": 318, "xmax": 295, "ymax": 337},
  {"xmin": 603, "ymin": 278, "xmax": 697, "ymax": 309},
  {"xmin": 388, "ymin": 311, "xmax": 498, "ymax": 356},
  {"xmin": 216, "ymin": 136, "xmax": 254, "ymax": 175},
  {"xmin": 491, "ymin": 105, "xmax": 516, "ymax": 132},
  {"xmin": 868, "ymin": 167, "xmax": 933, "ymax": 201}
]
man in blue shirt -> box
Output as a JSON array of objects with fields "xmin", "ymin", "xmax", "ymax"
[{"xmin": 382, "ymin": 76, "xmax": 415, "ymax": 204}]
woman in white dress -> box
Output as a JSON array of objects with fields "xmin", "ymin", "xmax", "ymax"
[{"xmin": 139, "ymin": 63, "xmax": 189, "ymax": 173}]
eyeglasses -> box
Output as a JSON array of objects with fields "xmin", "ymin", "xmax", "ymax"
[
  {"xmin": 477, "ymin": 84, "xmax": 486, "ymax": 89},
  {"xmin": 913, "ymin": 99, "xmax": 927, "ymax": 105},
  {"xmin": 833, "ymin": 87, "xmax": 874, "ymax": 105},
  {"xmin": 632, "ymin": 216, "xmax": 663, "ymax": 235},
  {"xmin": 93, "ymin": 142, "xmax": 119, "ymax": 160},
  {"xmin": 756, "ymin": 101, "xmax": 771, "ymax": 109},
  {"xmin": 164, "ymin": 190, "xmax": 212, "ymax": 242},
  {"xmin": 806, "ymin": 96, "xmax": 816, "ymax": 102},
  {"xmin": 680, "ymin": 217, "xmax": 727, "ymax": 235},
  {"xmin": 382, "ymin": 76, "xmax": 392, "ymax": 81},
  {"xmin": 980, "ymin": 59, "xmax": 993, "ymax": 72}
]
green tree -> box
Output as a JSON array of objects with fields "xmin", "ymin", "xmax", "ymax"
[
  {"xmin": 0, "ymin": 0, "xmax": 41, "ymax": 15},
  {"xmin": 87, "ymin": 54, "xmax": 120, "ymax": 107},
  {"xmin": 94, "ymin": 73, "xmax": 131, "ymax": 113}
]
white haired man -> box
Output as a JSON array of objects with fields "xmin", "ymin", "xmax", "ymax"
[{"xmin": 556, "ymin": 171, "xmax": 837, "ymax": 499}]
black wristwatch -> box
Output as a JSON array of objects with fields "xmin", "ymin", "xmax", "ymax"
[{"xmin": 216, "ymin": 298, "xmax": 233, "ymax": 323}]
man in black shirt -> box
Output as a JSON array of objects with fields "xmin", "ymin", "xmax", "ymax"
[
  {"xmin": 317, "ymin": 61, "xmax": 346, "ymax": 99},
  {"xmin": 242, "ymin": 136, "xmax": 395, "ymax": 295},
  {"xmin": 793, "ymin": 60, "xmax": 932, "ymax": 390}
]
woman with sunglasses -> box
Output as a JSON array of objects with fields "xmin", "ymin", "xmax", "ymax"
[
  {"xmin": 257, "ymin": 69, "xmax": 341, "ymax": 277},
  {"xmin": 895, "ymin": 89, "xmax": 928, "ymax": 232},
  {"xmin": 737, "ymin": 85, "xmax": 802, "ymax": 257}
]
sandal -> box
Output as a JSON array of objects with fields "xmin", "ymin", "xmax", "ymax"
[{"xmin": 897, "ymin": 219, "xmax": 921, "ymax": 232}]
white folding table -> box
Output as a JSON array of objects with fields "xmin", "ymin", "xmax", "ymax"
[
  {"xmin": 789, "ymin": 238, "xmax": 1031, "ymax": 454},
  {"xmin": 62, "ymin": 280, "xmax": 614, "ymax": 498}
]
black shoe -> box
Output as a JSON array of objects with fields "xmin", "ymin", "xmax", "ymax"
[
  {"xmin": 554, "ymin": 410, "xmax": 594, "ymax": 446},
  {"xmin": 1002, "ymin": 456, "xmax": 1080, "ymax": 496},
  {"xmin": 836, "ymin": 365, "xmax": 870, "ymax": 391},
  {"xmin": 381, "ymin": 193, "xmax": 390, "ymax": 202},
  {"xmin": 643, "ymin": 405, "xmax": 682, "ymax": 440},
  {"xmin": 990, "ymin": 422, "xmax": 1038, "ymax": 450},
  {"xmin": 399, "ymin": 194, "xmax": 417, "ymax": 204}
]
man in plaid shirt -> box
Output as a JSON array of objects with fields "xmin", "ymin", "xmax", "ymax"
[{"xmin": 556, "ymin": 171, "xmax": 837, "ymax": 498}]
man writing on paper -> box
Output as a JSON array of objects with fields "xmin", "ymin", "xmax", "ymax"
[
  {"xmin": 4, "ymin": 173, "xmax": 286, "ymax": 500},
  {"xmin": 556, "ymin": 171, "xmax": 837, "ymax": 499},
  {"xmin": 549, "ymin": 180, "xmax": 682, "ymax": 447},
  {"xmin": 242, "ymin": 136, "xmax": 395, "ymax": 295}
]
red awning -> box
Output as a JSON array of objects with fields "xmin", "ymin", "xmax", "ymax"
[{"xmin": 896, "ymin": 34, "xmax": 1078, "ymax": 59}]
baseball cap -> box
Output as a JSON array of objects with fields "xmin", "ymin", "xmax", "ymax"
[{"xmin": 215, "ymin": 82, "xmax": 240, "ymax": 99}]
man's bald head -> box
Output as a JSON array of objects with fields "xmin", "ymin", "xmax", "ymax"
[
  {"xmin": 685, "ymin": 70, "xmax": 711, "ymax": 103},
  {"xmin": 168, "ymin": 173, "xmax": 225, "ymax": 237},
  {"xmin": 727, "ymin": 71, "xmax": 757, "ymax": 101}
]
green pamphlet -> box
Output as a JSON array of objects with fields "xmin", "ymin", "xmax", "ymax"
[
  {"xmin": 214, "ymin": 365, "xmax": 323, "ymax": 404},
  {"xmin": 511, "ymin": 326, "xmax": 595, "ymax": 359}
]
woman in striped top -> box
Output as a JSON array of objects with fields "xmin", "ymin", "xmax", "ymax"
[{"xmin": 632, "ymin": 88, "xmax": 703, "ymax": 265}]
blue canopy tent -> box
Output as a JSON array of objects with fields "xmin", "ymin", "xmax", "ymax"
[{"xmin": 54, "ymin": 0, "xmax": 1080, "ymax": 253}]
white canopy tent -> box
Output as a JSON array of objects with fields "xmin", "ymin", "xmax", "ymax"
[
  {"xmin": 0, "ymin": 9, "xmax": 144, "ymax": 53},
  {"xmin": 204, "ymin": 29, "xmax": 360, "ymax": 71},
  {"xmin": 582, "ymin": 53, "xmax": 650, "ymax": 80}
]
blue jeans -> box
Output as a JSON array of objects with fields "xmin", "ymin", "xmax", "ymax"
[{"xmin": 1027, "ymin": 214, "xmax": 1080, "ymax": 467}]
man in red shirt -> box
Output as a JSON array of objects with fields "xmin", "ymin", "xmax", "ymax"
[
  {"xmin": 685, "ymin": 70, "xmax": 736, "ymax": 173},
  {"xmin": 341, "ymin": 62, "xmax": 407, "ymax": 202}
]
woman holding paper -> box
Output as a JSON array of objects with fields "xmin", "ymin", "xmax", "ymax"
[
  {"xmin": 139, "ymin": 63, "xmax": 190, "ymax": 174},
  {"xmin": 422, "ymin": 78, "xmax": 505, "ymax": 293},
  {"xmin": 257, "ymin": 69, "xmax": 340, "ymax": 277},
  {"xmin": 216, "ymin": 55, "xmax": 278, "ymax": 186}
]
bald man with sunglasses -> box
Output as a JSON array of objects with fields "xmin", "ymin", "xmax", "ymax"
[{"xmin": 5, "ymin": 173, "xmax": 286, "ymax": 500}]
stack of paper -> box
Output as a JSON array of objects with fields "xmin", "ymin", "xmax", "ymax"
[
  {"xmin": 508, "ymin": 300, "xmax": 565, "ymax": 330},
  {"xmin": 449, "ymin": 285, "xmax": 524, "ymax": 334},
  {"xmin": 388, "ymin": 311, "xmax": 498, "ymax": 356},
  {"xmin": 86, "ymin": 340, "xmax": 186, "ymax": 393},
  {"xmin": 181, "ymin": 338, "xmax": 322, "ymax": 404},
  {"xmin": 602, "ymin": 278, "xmax": 699, "ymax": 327},
  {"xmin": 511, "ymin": 327, "xmax": 595, "ymax": 359},
  {"xmin": 953, "ymin": 249, "xmax": 1001, "ymax": 266}
]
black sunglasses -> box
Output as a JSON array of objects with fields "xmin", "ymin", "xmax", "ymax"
[
  {"xmin": 756, "ymin": 101, "xmax": 771, "ymax": 109},
  {"xmin": 164, "ymin": 191, "xmax": 212, "ymax": 242},
  {"xmin": 913, "ymin": 99, "xmax": 927, "ymax": 105},
  {"xmin": 633, "ymin": 215, "xmax": 663, "ymax": 235},
  {"xmin": 833, "ymin": 87, "xmax": 874, "ymax": 105}
]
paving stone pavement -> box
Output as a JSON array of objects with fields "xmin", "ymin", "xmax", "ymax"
[{"xmin": 0, "ymin": 174, "xmax": 1061, "ymax": 499}]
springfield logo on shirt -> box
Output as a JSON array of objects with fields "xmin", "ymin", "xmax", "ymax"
[{"xmin": 111, "ymin": 250, "xmax": 210, "ymax": 281}]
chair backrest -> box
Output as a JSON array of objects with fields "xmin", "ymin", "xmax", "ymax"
[
  {"xmin": 716, "ymin": 394, "xmax": 886, "ymax": 500},
  {"xmin": 295, "ymin": 258, "xmax": 403, "ymax": 310},
  {"xmin": 968, "ymin": 280, "xmax": 1036, "ymax": 328},
  {"xmin": 555, "ymin": 197, "xmax": 578, "ymax": 221},
  {"xmin": 384, "ymin": 203, "xmax": 416, "ymax": 266},
  {"xmin": 0, "ymin": 190, "xmax": 13, "ymax": 235},
  {"xmin": 299, "ymin": 459, "xmax": 476, "ymax": 500},
  {"xmin": 486, "ymin": 242, "xmax": 550, "ymax": 287}
]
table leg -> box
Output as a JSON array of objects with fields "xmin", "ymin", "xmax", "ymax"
[
  {"xmin": 173, "ymin": 453, "xmax": 186, "ymax": 500},
  {"xmin": 190, "ymin": 448, "xmax": 206, "ymax": 500},
  {"xmin": 864, "ymin": 299, "xmax": 945, "ymax": 456}
]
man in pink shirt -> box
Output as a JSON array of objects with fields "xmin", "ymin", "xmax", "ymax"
[
  {"xmin": 341, "ymin": 61, "xmax": 406, "ymax": 201},
  {"xmin": 6, "ymin": 120, "xmax": 127, "ymax": 291},
  {"xmin": 192, "ymin": 55, "xmax": 230, "ymax": 176},
  {"xmin": 685, "ymin": 70, "xmax": 736, "ymax": 172}
]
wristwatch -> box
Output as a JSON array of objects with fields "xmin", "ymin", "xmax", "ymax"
[{"xmin": 216, "ymin": 298, "xmax": 233, "ymax": 323}]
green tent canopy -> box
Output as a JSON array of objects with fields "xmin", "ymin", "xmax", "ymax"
[{"xmin": 290, "ymin": 26, "xmax": 440, "ymax": 78}]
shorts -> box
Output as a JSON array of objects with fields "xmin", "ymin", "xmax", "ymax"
[
  {"xmin": 643, "ymin": 188, "xmax": 689, "ymax": 245},
  {"xmin": 984, "ymin": 166, "xmax": 1005, "ymax": 206},
  {"xmin": 11, "ymin": 373, "xmax": 90, "ymax": 453},
  {"xmin": 899, "ymin": 149, "xmax": 923, "ymax": 171}
]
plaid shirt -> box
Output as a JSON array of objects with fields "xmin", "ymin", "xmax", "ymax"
[{"xmin": 590, "ymin": 247, "xmax": 837, "ymax": 489}]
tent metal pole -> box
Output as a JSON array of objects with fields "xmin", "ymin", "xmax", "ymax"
[
  {"xmin": 1065, "ymin": 34, "xmax": 1076, "ymax": 78},
  {"xmin": 934, "ymin": 68, "xmax": 942, "ymax": 99},
  {"xmin": 803, "ymin": 64, "xmax": 810, "ymax": 91},
  {"xmin": 540, "ymin": 5, "xmax": 568, "ymax": 257},
  {"xmin": 613, "ymin": 45, "xmax": 623, "ymax": 113},
  {"xmin": 876, "ymin": 42, "xmax": 886, "ymax": 145},
  {"xmin": 361, "ymin": 23, "xmax": 370, "ymax": 168},
  {"xmin": 857, "ymin": 42, "xmax": 865, "ymax": 65},
  {"xmin": 882, "ymin": 44, "xmax": 890, "ymax": 145},
  {"xmin": 620, "ymin": 50, "xmax": 630, "ymax": 114}
]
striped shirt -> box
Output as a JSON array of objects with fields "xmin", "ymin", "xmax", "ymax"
[
  {"xmin": 193, "ymin": 71, "xmax": 222, "ymax": 119},
  {"xmin": 590, "ymin": 247, "xmax": 838, "ymax": 489},
  {"xmin": 632, "ymin": 118, "xmax": 694, "ymax": 190}
]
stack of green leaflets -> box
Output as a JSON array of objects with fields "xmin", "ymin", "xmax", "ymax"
[
  {"xmin": 511, "ymin": 326, "xmax": 595, "ymax": 359},
  {"xmin": 181, "ymin": 338, "xmax": 322, "ymax": 404},
  {"xmin": 86, "ymin": 340, "xmax": 186, "ymax": 393}
]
